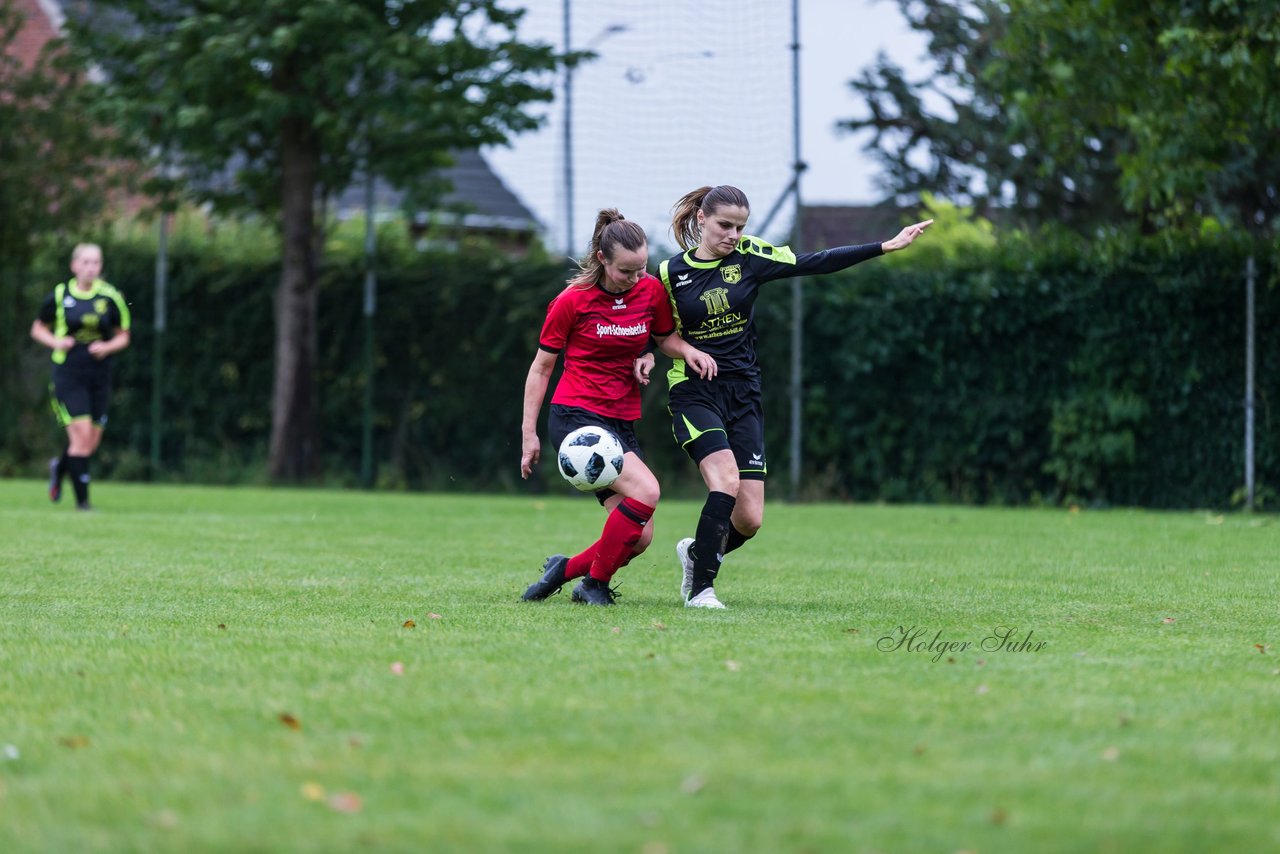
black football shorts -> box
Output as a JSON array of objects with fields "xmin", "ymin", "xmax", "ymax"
[{"xmin": 668, "ymin": 377, "xmax": 767, "ymax": 480}]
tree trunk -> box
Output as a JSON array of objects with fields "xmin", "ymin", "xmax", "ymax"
[{"xmin": 268, "ymin": 116, "xmax": 320, "ymax": 481}]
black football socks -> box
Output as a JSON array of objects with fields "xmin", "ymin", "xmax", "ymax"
[
  {"xmin": 725, "ymin": 524, "xmax": 753, "ymax": 555},
  {"xmin": 690, "ymin": 491, "xmax": 735, "ymax": 596},
  {"xmin": 66, "ymin": 455, "xmax": 90, "ymax": 508}
]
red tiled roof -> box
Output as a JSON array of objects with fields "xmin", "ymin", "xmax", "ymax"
[{"xmin": 6, "ymin": 0, "xmax": 61, "ymax": 70}]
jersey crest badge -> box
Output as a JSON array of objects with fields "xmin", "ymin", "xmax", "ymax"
[
  {"xmin": 700, "ymin": 287, "xmax": 731, "ymax": 315},
  {"xmin": 720, "ymin": 264, "xmax": 742, "ymax": 284},
  {"xmin": 94, "ymin": 298, "xmax": 109, "ymax": 314}
]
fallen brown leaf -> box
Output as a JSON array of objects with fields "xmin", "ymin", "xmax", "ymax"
[
  {"xmin": 328, "ymin": 792, "xmax": 363, "ymax": 813},
  {"xmin": 402, "ymin": 619, "xmax": 416, "ymax": 629},
  {"xmin": 279, "ymin": 713, "xmax": 302, "ymax": 730}
]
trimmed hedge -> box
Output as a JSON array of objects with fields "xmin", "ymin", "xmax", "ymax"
[
  {"xmin": 755, "ymin": 235, "xmax": 1277, "ymax": 507},
  {"xmin": 4, "ymin": 230, "xmax": 1275, "ymax": 508}
]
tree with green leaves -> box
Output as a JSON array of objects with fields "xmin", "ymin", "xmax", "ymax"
[
  {"xmin": 840, "ymin": 0, "xmax": 1125, "ymax": 231},
  {"xmin": 66, "ymin": 0, "xmax": 561, "ymax": 480},
  {"xmin": 992, "ymin": 0, "xmax": 1280, "ymax": 234},
  {"xmin": 844, "ymin": 0, "xmax": 1280, "ymax": 236},
  {"xmin": 1, "ymin": 0, "xmax": 118, "ymax": 460}
]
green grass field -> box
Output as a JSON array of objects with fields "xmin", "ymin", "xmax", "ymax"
[{"xmin": 1, "ymin": 479, "xmax": 1277, "ymax": 852}]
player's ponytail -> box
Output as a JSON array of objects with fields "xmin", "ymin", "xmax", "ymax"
[
  {"xmin": 670, "ymin": 185, "xmax": 752, "ymax": 250},
  {"xmin": 569, "ymin": 208, "xmax": 647, "ymax": 289}
]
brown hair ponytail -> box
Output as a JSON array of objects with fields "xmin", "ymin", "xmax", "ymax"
[
  {"xmin": 569, "ymin": 208, "xmax": 648, "ymax": 288},
  {"xmin": 669, "ymin": 185, "xmax": 751, "ymax": 250}
]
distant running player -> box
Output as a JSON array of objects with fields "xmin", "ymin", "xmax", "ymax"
[{"xmin": 30, "ymin": 243, "xmax": 132, "ymax": 511}]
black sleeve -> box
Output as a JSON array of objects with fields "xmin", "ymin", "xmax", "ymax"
[
  {"xmin": 37, "ymin": 293, "xmax": 57, "ymax": 325},
  {"xmin": 792, "ymin": 242, "xmax": 883, "ymax": 276}
]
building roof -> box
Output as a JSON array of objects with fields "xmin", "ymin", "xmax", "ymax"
[{"xmin": 335, "ymin": 149, "xmax": 541, "ymax": 234}]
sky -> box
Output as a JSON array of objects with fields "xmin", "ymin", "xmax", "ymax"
[{"xmin": 484, "ymin": 0, "xmax": 928, "ymax": 254}]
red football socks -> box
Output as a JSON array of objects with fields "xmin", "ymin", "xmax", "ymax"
[{"xmin": 588, "ymin": 498, "xmax": 655, "ymax": 582}]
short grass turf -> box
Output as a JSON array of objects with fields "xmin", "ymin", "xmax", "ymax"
[{"xmin": 1, "ymin": 480, "xmax": 1278, "ymax": 853}]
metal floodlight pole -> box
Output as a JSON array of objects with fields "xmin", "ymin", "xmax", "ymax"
[
  {"xmin": 360, "ymin": 166, "xmax": 378, "ymax": 489},
  {"xmin": 562, "ymin": 0, "xmax": 574, "ymax": 257},
  {"xmin": 150, "ymin": 210, "xmax": 169, "ymax": 477},
  {"xmin": 1244, "ymin": 254, "xmax": 1256, "ymax": 511},
  {"xmin": 788, "ymin": 0, "xmax": 804, "ymax": 501},
  {"xmin": 561, "ymin": 5, "xmax": 626, "ymax": 257}
]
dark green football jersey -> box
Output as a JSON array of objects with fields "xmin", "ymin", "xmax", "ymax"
[
  {"xmin": 658, "ymin": 235, "xmax": 881, "ymax": 384},
  {"xmin": 38, "ymin": 279, "xmax": 132, "ymax": 370}
]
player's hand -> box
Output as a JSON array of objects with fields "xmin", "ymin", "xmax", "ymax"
[
  {"xmin": 685, "ymin": 348, "xmax": 718, "ymax": 380},
  {"xmin": 87, "ymin": 341, "xmax": 110, "ymax": 359},
  {"xmin": 881, "ymin": 219, "xmax": 934, "ymax": 253},
  {"xmin": 633, "ymin": 352, "xmax": 655, "ymax": 386},
  {"xmin": 520, "ymin": 434, "xmax": 541, "ymax": 479},
  {"xmin": 54, "ymin": 336, "xmax": 76, "ymax": 352}
]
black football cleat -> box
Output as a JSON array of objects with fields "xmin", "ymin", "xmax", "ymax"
[
  {"xmin": 570, "ymin": 576, "xmax": 619, "ymax": 606},
  {"xmin": 521, "ymin": 554, "xmax": 569, "ymax": 601}
]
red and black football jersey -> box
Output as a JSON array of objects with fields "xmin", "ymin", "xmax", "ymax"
[{"xmin": 539, "ymin": 274, "xmax": 675, "ymax": 421}]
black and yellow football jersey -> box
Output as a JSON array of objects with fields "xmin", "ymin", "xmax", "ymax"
[
  {"xmin": 657, "ymin": 235, "xmax": 881, "ymax": 385},
  {"xmin": 37, "ymin": 279, "xmax": 132, "ymax": 371}
]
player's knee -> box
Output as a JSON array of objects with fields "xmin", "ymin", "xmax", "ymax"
[
  {"xmin": 634, "ymin": 477, "xmax": 660, "ymax": 508},
  {"xmin": 738, "ymin": 515, "xmax": 763, "ymax": 537},
  {"xmin": 700, "ymin": 460, "xmax": 740, "ymax": 496}
]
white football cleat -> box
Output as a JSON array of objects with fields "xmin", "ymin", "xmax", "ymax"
[
  {"xmin": 685, "ymin": 586, "xmax": 726, "ymax": 609},
  {"xmin": 676, "ymin": 537, "xmax": 695, "ymax": 601}
]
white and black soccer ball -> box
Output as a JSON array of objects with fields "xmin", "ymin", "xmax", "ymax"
[{"xmin": 557, "ymin": 426, "xmax": 625, "ymax": 492}]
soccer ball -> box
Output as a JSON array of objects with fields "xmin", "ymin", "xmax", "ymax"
[{"xmin": 557, "ymin": 426, "xmax": 625, "ymax": 492}]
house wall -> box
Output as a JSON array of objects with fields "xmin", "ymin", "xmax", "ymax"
[{"xmin": 7, "ymin": 0, "xmax": 62, "ymax": 69}]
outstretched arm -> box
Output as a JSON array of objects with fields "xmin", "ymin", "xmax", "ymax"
[{"xmin": 750, "ymin": 218, "xmax": 936, "ymax": 282}]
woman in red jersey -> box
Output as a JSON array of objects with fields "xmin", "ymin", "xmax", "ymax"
[{"xmin": 519, "ymin": 209, "xmax": 717, "ymax": 605}]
